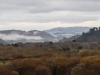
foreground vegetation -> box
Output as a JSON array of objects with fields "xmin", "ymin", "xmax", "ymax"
[{"xmin": 0, "ymin": 41, "xmax": 100, "ymax": 75}]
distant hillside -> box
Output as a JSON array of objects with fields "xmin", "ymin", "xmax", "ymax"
[
  {"xmin": 59, "ymin": 35, "xmax": 80, "ymax": 42},
  {"xmin": 0, "ymin": 27, "xmax": 92, "ymax": 44},
  {"xmin": 45, "ymin": 27, "xmax": 91, "ymax": 38},
  {"xmin": 76, "ymin": 27, "xmax": 100, "ymax": 43},
  {"xmin": 0, "ymin": 39, "xmax": 7, "ymax": 45},
  {"xmin": 0, "ymin": 30, "xmax": 57, "ymax": 44}
]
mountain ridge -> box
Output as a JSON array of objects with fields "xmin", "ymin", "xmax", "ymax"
[
  {"xmin": 0, "ymin": 27, "xmax": 92, "ymax": 44},
  {"xmin": 0, "ymin": 30, "xmax": 56, "ymax": 44}
]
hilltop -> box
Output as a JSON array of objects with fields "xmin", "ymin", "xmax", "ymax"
[{"xmin": 76, "ymin": 27, "xmax": 100, "ymax": 44}]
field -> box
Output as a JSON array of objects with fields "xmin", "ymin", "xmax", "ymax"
[{"xmin": 0, "ymin": 42, "xmax": 100, "ymax": 75}]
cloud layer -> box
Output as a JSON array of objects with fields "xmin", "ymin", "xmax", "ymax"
[
  {"xmin": 0, "ymin": 0, "xmax": 100, "ymax": 30},
  {"xmin": 0, "ymin": 0, "xmax": 100, "ymax": 13}
]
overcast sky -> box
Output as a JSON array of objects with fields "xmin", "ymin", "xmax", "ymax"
[{"xmin": 0, "ymin": 0, "xmax": 100, "ymax": 30}]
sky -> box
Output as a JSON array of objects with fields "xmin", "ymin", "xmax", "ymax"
[{"xmin": 0, "ymin": 0, "xmax": 100, "ymax": 30}]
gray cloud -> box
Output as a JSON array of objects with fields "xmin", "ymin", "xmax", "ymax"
[
  {"xmin": 0, "ymin": 11, "xmax": 99, "ymax": 23},
  {"xmin": 0, "ymin": 0, "xmax": 100, "ymax": 13},
  {"xmin": 0, "ymin": 0, "xmax": 100, "ymax": 26}
]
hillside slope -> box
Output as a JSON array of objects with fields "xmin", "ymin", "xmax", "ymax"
[
  {"xmin": 0, "ymin": 30, "xmax": 56, "ymax": 44},
  {"xmin": 45, "ymin": 27, "xmax": 91, "ymax": 38},
  {"xmin": 76, "ymin": 27, "xmax": 100, "ymax": 43}
]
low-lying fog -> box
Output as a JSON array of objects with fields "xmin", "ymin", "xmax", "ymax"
[{"xmin": 0, "ymin": 34, "xmax": 43, "ymax": 41}]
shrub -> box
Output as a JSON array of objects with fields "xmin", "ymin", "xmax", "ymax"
[
  {"xmin": 79, "ymin": 50, "xmax": 89, "ymax": 57},
  {"xmin": 12, "ymin": 44, "xmax": 19, "ymax": 47},
  {"xmin": 78, "ymin": 46, "xmax": 83, "ymax": 50},
  {"xmin": 71, "ymin": 63, "xmax": 85, "ymax": 75},
  {"xmin": 43, "ymin": 57, "xmax": 79, "ymax": 75},
  {"xmin": 0, "ymin": 65, "xmax": 11, "ymax": 75},
  {"xmin": 11, "ymin": 71, "xmax": 19, "ymax": 75},
  {"xmin": 65, "ymin": 57, "xmax": 80, "ymax": 75},
  {"xmin": 0, "ymin": 56, "xmax": 4, "ymax": 60},
  {"xmin": 55, "ymin": 57, "xmax": 68, "ymax": 75},
  {"xmin": 11, "ymin": 59, "xmax": 40, "ymax": 75},
  {"xmin": 33, "ymin": 65, "xmax": 52, "ymax": 75},
  {"xmin": 89, "ymin": 50, "xmax": 100, "ymax": 56},
  {"xmin": 71, "ymin": 56, "xmax": 100, "ymax": 75},
  {"xmin": 42, "ymin": 58, "xmax": 56, "ymax": 75},
  {"xmin": 62, "ymin": 47, "xmax": 70, "ymax": 51}
]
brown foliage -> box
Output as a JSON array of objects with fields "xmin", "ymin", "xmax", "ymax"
[
  {"xmin": 0, "ymin": 43, "xmax": 100, "ymax": 75},
  {"xmin": 71, "ymin": 63, "xmax": 85, "ymax": 75},
  {"xmin": 0, "ymin": 65, "xmax": 11, "ymax": 75},
  {"xmin": 72, "ymin": 56, "xmax": 100, "ymax": 75},
  {"xmin": 79, "ymin": 50, "xmax": 89, "ymax": 57},
  {"xmin": 33, "ymin": 65, "xmax": 52, "ymax": 75},
  {"xmin": 11, "ymin": 59, "xmax": 40, "ymax": 75},
  {"xmin": 11, "ymin": 71, "xmax": 19, "ymax": 75}
]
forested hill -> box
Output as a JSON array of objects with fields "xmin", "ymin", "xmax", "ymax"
[{"xmin": 76, "ymin": 27, "xmax": 100, "ymax": 43}]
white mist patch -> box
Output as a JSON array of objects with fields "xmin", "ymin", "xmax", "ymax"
[
  {"xmin": 0, "ymin": 34, "xmax": 43, "ymax": 40},
  {"xmin": 57, "ymin": 34, "xmax": 74, "ymax": 38},
  {"xmin": 33, "ymin": 31, "xmax": 39, "ymax": 35},
  {"xmin": 63, "ymin": 34, "xmax": 74, "ymax": 38}
]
